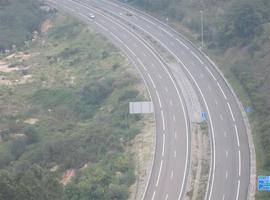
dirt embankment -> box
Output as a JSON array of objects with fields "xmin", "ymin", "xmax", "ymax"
[{"xmin": 129, "ymin": 115, "xmax": 155, "ymax": 200}]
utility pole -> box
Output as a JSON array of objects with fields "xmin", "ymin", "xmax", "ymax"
[{"xmin": 200, "ymin": 10, "xmax": 204, "ymax": 50}]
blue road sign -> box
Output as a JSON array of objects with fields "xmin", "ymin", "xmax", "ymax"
[
  {"xmin": 201, "ymin": 112, "xmax": 206, "ymax": 121},
  {"xmin": 258, "ymin": 176, "xmax": 270, "ymax": 191}
]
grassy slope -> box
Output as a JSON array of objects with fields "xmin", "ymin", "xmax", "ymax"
[
  {"xmin": 124, "ymin": 0, "xmax": 270, "ymax": 198},
  {"xmin": 0, "ymin": 8, "xmax": 150, "ymax": 200},
  {"xmin": 0, "ymin": 0, "xmax": 47, "ymax": 51}
]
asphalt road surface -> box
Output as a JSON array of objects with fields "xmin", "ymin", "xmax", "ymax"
[{"xmin": 48, "ymin": 0, "xmax": 252, "ymax": 199}]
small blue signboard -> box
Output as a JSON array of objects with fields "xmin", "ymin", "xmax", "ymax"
[
  {"xmin": 258, "ymin": 176, "xmax": 270, "ymax": 191},
  {"xmin": 245, "ymin": 106, "xmax": 252, "ymax": 113},
  {"xmin": 201, "ymin": 112, "xmax": 207, "ymax": 121}
]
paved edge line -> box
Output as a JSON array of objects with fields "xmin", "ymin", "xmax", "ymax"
[{"xmin": 107, "ymin": 1, "xmax": 257, "ymax": 199}]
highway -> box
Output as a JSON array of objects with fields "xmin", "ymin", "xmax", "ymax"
[{"xmin": 48, "ymin": 0, "xmax": 253, "ymax": 199}]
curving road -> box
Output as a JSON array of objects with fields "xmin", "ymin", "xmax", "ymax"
[{"xmin": 48, "ymin": 0, "xmax": 252, "ymax": 199}]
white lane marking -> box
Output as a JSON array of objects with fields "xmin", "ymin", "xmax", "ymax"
[
  {"xmin": 205, "ymin": 66, "xmax": 217, "ymax": 81},
  {"xmin": 174, "ymin": 131, "xmax": 177, "ymax": 139},
  {"xmin": 225, "ymin": 170, "xmax": 228, "ymax": 179},
  {"xmin": 147, "ymin": 73, "xmax": 156, "ymax": 89},
  {"xmin": 158, "ymin": 26, "xmax": 173, "ymax": 37},
  {"xmin": 124, "ymin": 44, "xmax": 136, "ymax": 57},
  {"xmin": 110, "ymin": 32, "xmax": 123, "ymax": 43},
  {"xmin": 173, "ymin": 115, "xmax": 176, "ymax": 122},
  {"xmin": 164, "ymin": 86, "xmax": 169, "ymax": 92},
  {"xmin": 170, "ymin": 170, "xmax": 174, "ymax": 180},
  {"xmin": 94, "ymin": 21, "xmax": 109, "ymax": 31},
  {"xmin": 165, "ymin": 194, "xmax": 169, "ymax": 200},
  {"xmin": 174, "ymin": 150, "xmax": 177, "ymax": 157},
  {"xmin": 224, "ymin": 131, "xmax": 227, "ymax": 138},
  {"xmin": 161, "ymin": 110, "xmax": 165, "ymax": 131},
  {"xmin": 151, "ymin": 191, "xmax": 156, "ymax": 200},
  {"xmin": 214, "ymin": 99, "xmax": 218, "ymax": 105},
  {"xmin": 236, "ymin": 180, "xmax": 240, "ymax": 200},
  {"xmin": 70, "ymin": 6, "xmax": 188, "ymax": 199},
  {"xmin": 170, "ymin": 100, "xmax": 173, "ymax": 106},
  {"xmin": 234, "ymin": 124, "xmax": 240, "ymax": 147},
  {"xmin": 162, "ymin": 134, "xmax": 165, "ymax": 157},
  {"xmin": 238, "ymin": 150, "xmax": 241, "ymax": 176},
  {"xmin": 227, "ymin": 102, "xmax": 235, "ymax": 122},
  {"xmin": 137, "ymin": 57, "xmax": 147, "ymax": 71},
  {"xmin": 217, "ymin": 82, "xmax": 227, "ymax": 100},
  {"xmin": 139, "ymin": 15, "xmax": 155, "ymax": 25},
  {"xmin": 156, "ymin": 160, "xmax": 163, "ymax": 186},
  {"xmin": 222, "ymin": 194, "xmax": 225, "ymax": 200},
  {"xmin": 220, "ymin": 114, "xmax": 223, "ymax": 121},
  {"xmin": 225, "ymin": 150, "xmax": 228, "ymax": 158},
  {"xmin": 175, "ymin": 38, "xmax": 190, "ymax": 49},
  {"xmin": 191, "ymin": 51, "xmax": 204, "ymax": 64},
  {"xmin": 156, "ymin": 90, "xmax": 162, "ymax": 108}
]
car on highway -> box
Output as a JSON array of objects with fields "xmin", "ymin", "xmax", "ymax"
[
  {"xmin": 88, "ymin": 13, "xmax": 95, "ymax": 19},
  {"xmin": 125, "ymin": 11, "xmax": 133, "ymax": 16}
]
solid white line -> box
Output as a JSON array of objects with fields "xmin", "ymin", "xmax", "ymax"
[
  {"xmin": 225, "ymin": 150, "xmax": 228, "ymax": 158},
  {"xmin": 156, "ymin": 160, "xmax": 163, "ymax": 186},
  {"xmin": 64, "ymin": 4, "xmax": 188, "ymax": 199},
  {"xmin": 205, "ymin": 66, "xmax": 217, "ymax": 81},
  {"xmin": 162, "ymin": 134, "xmax": 165, "ymax": 157},
  {"xmin": 147, "ymin": 73, "xmax": 156, "ymax": 89},
  {"xmin": 191, "ymin": 51, "xmax": 204, "ymax": 64},
  {"xmin": 139, "ymin": 15, "xmax": 156, "ymax": 25},
  {"xmin": 225, "ymin": 170, "xmax": 228, "ymax": 179},
  {"xmin": 94, "ymin": 21, "xmax": 109, "ymax": 31},
  {"xmin": 236, "ymin": 180, "xmax": 240, "ymax": 200},
  {"xmin": 110, "ymin": 32, "xmax": 123, "ymax": 43},
  {"xmin": 151, "ymin": 191, "xmax": 156, "ymax": 200},
  {"xmin": 124, "ymin": 44, "xmax": 136, "ymax": 57},
  {"xmin": 227, "ymin": 102, "xmax": 235, "ymax": 122},
  {"xmin": 175, "ymin": 38, "xmax": 190, "ymax": 49},
  {"xmin": 174, "ymin": 150, "xmax": 177, "ymax": 157},
  {"xmin": 156, "ymin": 90, "xmax": 162, "ymax": 108},
  {"xmin": 217, "ymin": 82, "xmax": 227, "ymax": 100},
  {"xmin": 137, "ymin": 58, "xmax": 147, "ymax": 71},
  {"xmin": 234, "ymin": 124, "xmax": 240, "ymax": 147},
  {"xmin": 173, "ymin": 115, "xmax": 176, "ymax": 122},
  {"xmin": 222, "ymin": 194, "xmax": 225, "ymax": 200},
  {"xmin": 238, "ymin": 150, "xmax": 241, "ymax": 176},
  {"xmin": 161, "ymin": 110, "xmax": 165, "ymax": 131},
  {"xmin": 158, "ymin": 25, "xmax": 173, "ymax": 37},
  {"xmin": 165, "ymin": 194, "xmax": 169, "ymax": 200}
]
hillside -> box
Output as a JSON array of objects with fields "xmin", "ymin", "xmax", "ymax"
[
  {"xmin": 125, "ymin": 0, "xmax": 270, "ymax": 199},
  {"xmin": 0, "ymin": 0, "xmax": 49, "ymax": 51},
  {"xmin": 0, "ymin": 2, "xmax": 152, "ymax": 199}
]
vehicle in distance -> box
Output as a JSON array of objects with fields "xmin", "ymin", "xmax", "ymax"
[
  {"xmin": 88, "ymin": 13, "xmax": 95, "ymax": 19},
  {"xmin": 125, "ymin": 12, "xmax": 133, "ymax": 16}
]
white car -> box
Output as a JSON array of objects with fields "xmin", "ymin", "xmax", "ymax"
[{"xmin": 88, "ymin": 14, "xmax": 95, "ymax": 19}]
